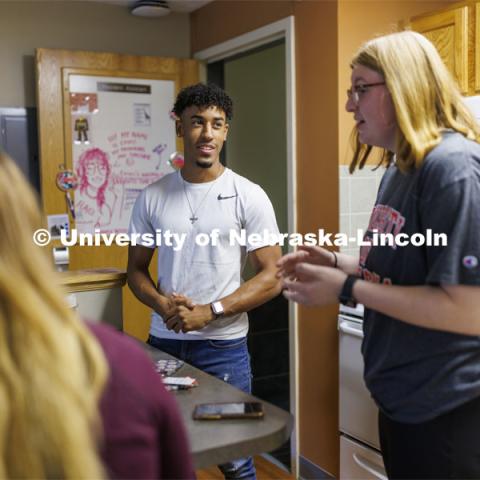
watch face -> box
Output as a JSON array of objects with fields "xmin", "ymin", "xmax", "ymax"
[{"xmin": 212, "ymin": 301, "xmax": 224, "ymax": 315}]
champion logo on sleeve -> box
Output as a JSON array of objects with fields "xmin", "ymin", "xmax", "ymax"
[{"xmin": 462, "ymin": 255, "xmax": 479, "ymax": 269}]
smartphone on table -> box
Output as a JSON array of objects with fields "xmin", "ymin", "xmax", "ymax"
[{"xmin": 193, "ymin": 401, "xmax": 264, "ymax": 420}]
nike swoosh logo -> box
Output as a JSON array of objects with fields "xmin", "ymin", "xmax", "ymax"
[{"xmin": 217, "ymin": 194, "xmax": 238, "ymax": 200}]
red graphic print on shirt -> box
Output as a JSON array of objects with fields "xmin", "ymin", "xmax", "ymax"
[{"xmin": 359, "ymin": 203, "xmax": 405, "ymax": 284}]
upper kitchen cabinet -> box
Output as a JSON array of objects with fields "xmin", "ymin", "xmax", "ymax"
[{"xmin": 410, "ymin": 4, "xmax": 470, "ymax": 94}]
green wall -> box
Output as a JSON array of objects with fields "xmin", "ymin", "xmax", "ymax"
[{"xmin": 224, "ymin": 42, "xmax": 288, "ymax": 246}]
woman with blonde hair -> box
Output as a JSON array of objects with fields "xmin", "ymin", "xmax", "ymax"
[
  {"xmin": 0, "ymin": 152, "xmax": 194, "ymax": 479},
  {"xmin": 0, "ymin": 152, "xmax": 108, "ymax": 478},
  {"xmin": 278, "ymin": 31, "xmax": 480, "ymax": 478}
]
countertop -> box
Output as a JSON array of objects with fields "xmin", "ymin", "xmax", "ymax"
[{"xmin": 143, "ymin": 342, "xmax": 293, "ymax": 469}]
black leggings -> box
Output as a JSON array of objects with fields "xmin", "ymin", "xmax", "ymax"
[{"xmin": 379, "ymin": 395, "xmax": 480, "ymax": 479}]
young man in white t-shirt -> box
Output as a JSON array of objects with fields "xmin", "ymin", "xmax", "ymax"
[{"xmin": 127, "ymin": 83, "xmax": 282, "ymax": 480}]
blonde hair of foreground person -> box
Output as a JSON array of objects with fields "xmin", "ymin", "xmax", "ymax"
[
  {"xmin": 349, "ymin": 30, "xmax": 480, "ymax": 173},
  {"xmin": 0, "ymin": 152, "xmax": 108, "ymax": 478}
]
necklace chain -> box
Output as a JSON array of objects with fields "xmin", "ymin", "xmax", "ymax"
[{"xmin": 182, "ymin": 177, "xmax": 217, "ymax": 224}]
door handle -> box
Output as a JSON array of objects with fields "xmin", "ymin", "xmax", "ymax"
[
  {"xmin": 353, "ymin": 453, "xmax": 387, "ymax": 480},
  {"xmin": 339, "ymin": 320, "xmax": 363, "ymax": 339}
]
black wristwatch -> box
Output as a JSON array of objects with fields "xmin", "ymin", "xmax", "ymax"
[{"xmin": 339, "ymin": 275, "xmax": 359, "ymax": 307}]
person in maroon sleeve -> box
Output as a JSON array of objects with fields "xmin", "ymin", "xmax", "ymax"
[
  {"xmin": 0, "ymin": 151, "xmax": 195, "ymax": 480},
  {"xmin": 90, "ymin": 322, "xmax": 195, "ymax": 480},
  {"xmin": 0, "ymin": 151, "xmax": 106, "ymax": 479}
]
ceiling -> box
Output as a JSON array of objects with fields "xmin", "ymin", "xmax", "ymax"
[{"xmin": 91, "ymin": 0, "xmax": 213, "ymax": 13}]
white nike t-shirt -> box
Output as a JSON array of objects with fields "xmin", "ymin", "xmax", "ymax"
[{"xmin": 128, "ymin": 168, "xmax": 280, "ymax": 340}]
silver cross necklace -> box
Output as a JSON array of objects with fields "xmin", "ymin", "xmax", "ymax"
[{"xmin": 182, "ymin": 177, "xmax": 217, "ymax": 224}]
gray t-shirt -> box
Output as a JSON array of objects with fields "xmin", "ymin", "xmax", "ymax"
[{"xmin": 360, "ymin": 131, "xmax": 480, "ymax": 423}]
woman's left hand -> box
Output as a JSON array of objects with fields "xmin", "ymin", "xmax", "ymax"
[{"xmin": 281, "ymin": 263, "xmax": 347, "ymax": 306}]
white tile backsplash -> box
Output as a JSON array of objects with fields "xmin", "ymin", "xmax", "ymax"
[
  {"xmin": 376, "ymin": 166, "xmax": 386, "ymax": 190},
  {"xmin": 350, "ymin": 177, "xmax": 377, "ymax": 214},
  {"xmin": 339, "ymin": 165, "xmax": 350, "ymax": 178},
  {"xmin": 350, "ymin": 213, "xmax": 371, "ymax": 239},
  {"xmin": 338, "ymin": 165, "xmax": 382, "ymax": 253},
  {"xmin": 340, "ymin": 177, "xmax": 350, "ymax": 214},
  {"xmin": 340, "ymin": 213, "xmax": 350, "ymax": 238},
  {"xmin": 349, "ymin": 166, "xmax": 377, "ymax": 178}
]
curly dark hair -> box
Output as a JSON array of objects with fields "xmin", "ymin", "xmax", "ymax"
[{"xmin": 172, "ymin": 83, "xmax": 233, "ymax": 120}]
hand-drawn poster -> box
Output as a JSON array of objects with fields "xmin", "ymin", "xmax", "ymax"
[{"xmin": 68, "ymin": 75, "xmax": 176, "ymax": 234}]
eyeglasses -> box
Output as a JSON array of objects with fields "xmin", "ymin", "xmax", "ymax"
[
  {"xmin": 86, "ymin": 162, "xmax": 107, "ymax": 174},
  {"xmin": 347, "ymin": 82, "xmax": 386, "ymax": 104}
]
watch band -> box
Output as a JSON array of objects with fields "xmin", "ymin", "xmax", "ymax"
[{"xmin": 339, "ymin": 275, "xmax": 359, "ymax": 307}]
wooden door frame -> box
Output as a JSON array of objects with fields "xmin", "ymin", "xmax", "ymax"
[{"xmin": 36, "ymin": 48, "xmax": 199, "ymax": 340}]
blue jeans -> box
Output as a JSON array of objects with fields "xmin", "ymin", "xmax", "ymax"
[{"xmin": 147, "ymin": 335, "xmax": 256, "ymax": 480}]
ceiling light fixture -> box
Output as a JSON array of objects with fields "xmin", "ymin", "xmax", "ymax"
[{"xmin": 130, "ymin": 0, "xmax": 170, "ymax": 17}]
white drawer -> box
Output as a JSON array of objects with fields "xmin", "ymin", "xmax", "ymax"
[
  {"xmin": 339, "ymin": 315, "xmax": 380, "ymax": 449},
  {"xmin": 340, "ymin": 435, "xmax": 386, "ymax": 480}
]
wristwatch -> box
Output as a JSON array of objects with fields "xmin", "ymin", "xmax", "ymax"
[
  {"xmin": 210, "ymin": 301, "xmax": 225, "ymax": 318},
  {"xmin": 339, "ymin": 275, "xmax": 359, "ymax": 307}
]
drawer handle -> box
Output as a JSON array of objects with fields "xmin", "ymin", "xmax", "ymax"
[
  {"xmin": 339, "ymin": 320, "xmax": 363, "ymax": 339},
  {"xmin": 353, "ymin": 453, "xmax": 387, "ymax": 480}
]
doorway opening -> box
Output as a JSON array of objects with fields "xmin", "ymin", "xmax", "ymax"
[{"xmin": 208, "ymin": 38, "xmax": 290, "ymax": 469}]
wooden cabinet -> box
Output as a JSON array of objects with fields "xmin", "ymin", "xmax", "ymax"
[
  {"xmin": 409, "ymin": 2, "xmax": 480, "ymax": 95},
  {"xmin": 60, "ymin": 268, "xmax": 126, "ymax": 330},
  {"xmin": 410, "ymin": 4, "xmax": 470, "ymax": 94}
]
